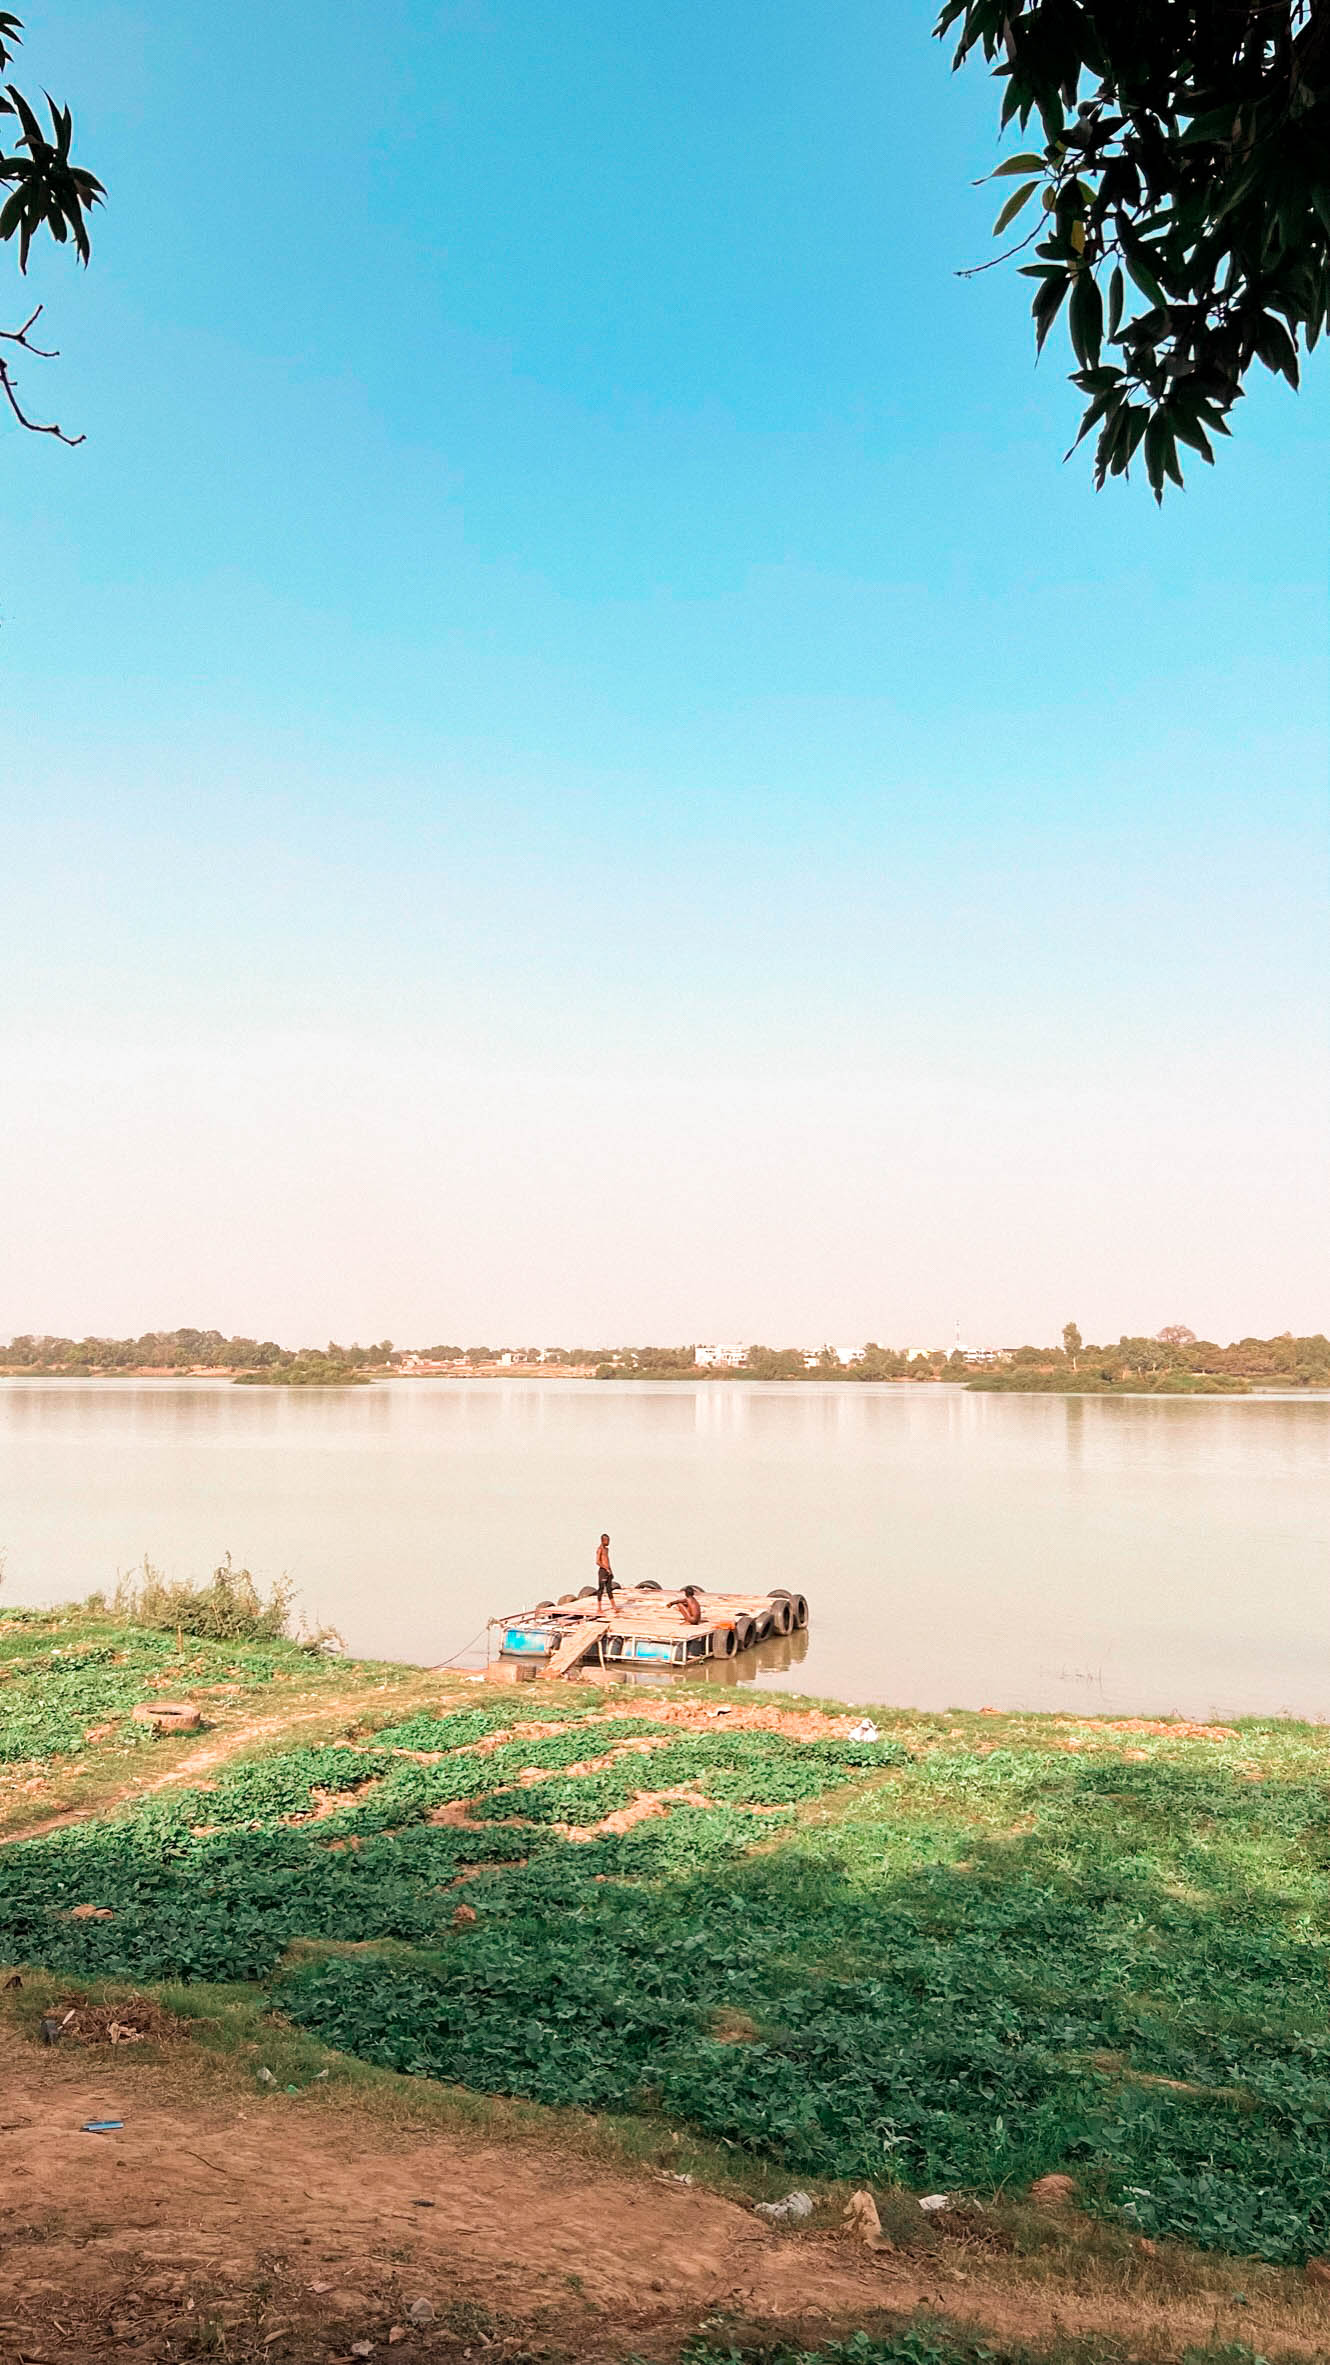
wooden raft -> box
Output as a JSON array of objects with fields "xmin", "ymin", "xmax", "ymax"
[{"xmin": 493, "ymin": 1582, "xmax": 807, "ymax": 1679}]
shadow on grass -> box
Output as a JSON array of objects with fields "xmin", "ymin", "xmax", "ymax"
[{"xmin": 1, "ymin": 1731, "xmax": 1327, "ymax": 2264}]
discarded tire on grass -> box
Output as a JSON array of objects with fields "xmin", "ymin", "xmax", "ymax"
[{"xmin": 131, "ymin": 1702, "xmax": 201, "ymax": 1735}]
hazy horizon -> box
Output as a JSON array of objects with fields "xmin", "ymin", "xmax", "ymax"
[{"xmin": 2, "ymin": 1311, "xmax": 1325, "ymax": 1359}]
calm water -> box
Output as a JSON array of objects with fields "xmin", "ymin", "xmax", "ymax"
[{"xmin": 1, "ymin": 1378, "xmax": 1326, "ymax": 1719}]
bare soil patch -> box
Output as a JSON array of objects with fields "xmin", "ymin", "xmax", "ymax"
[
  {"xmin": 0, "ymin": 2047, "xmax": 1326, "ymax": 2364},
  {"xmin": 558, "ymin": 1783, "xmax": 716, "ymax": 1839}
]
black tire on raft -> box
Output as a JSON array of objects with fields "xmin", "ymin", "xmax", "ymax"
[
  {"xmin": 712, "ymin": 1625, "xmax": 736, "ymax": 1658},
  {"xmin": 638, "ymin": 1579, "xmax": 662, "ymax": 1592},
  {"xmin": 577, "ymin": 1585, "xmax": 597, "ymax": 1598},
  {"xmin": 790, "ymin": 1594, "xmax": 809, "ymax": 1630},
  {"xmin": 733, "ymin": 1615, "xmax": 757, "ymax": 1653},
  {"xmin": 533, "ymin": 1600, "xmax": 554, "ymax": 1613},
  {"xmin": 766, "ymin": 1596, "xmax": 793, "ymax": 1635}
]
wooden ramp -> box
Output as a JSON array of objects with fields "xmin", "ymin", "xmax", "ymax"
[{"xmin": 544, "ymin": 1618, "xmax": 611, "ymax": 1679}]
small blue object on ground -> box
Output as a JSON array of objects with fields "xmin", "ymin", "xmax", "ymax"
[{"xmin": 81, "ymin": 2119, "xmax": 124, "ymax": 2132}]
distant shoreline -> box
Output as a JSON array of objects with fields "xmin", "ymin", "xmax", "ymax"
[{"xmin": 0, "ymin": 1367, "xmax": 1322, "ymax": 1397}]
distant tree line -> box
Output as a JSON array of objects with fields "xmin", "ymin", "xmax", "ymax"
[
  {"xmin": 2, "ymin": 1328, "xmax": 1325, "ymax": 1390},
  {"xmin": 597, "ymin": 1333, "xmax": 1330, "ymax": 1390},
  {"xmin": 0, "ymin": 1330, "xmax": 394, "ymax": 1375},
  {"xmin": 973, "ymin": 1329, "xmax": 1330, "ymax": 1393},
  {"xmin": 600, "ymin": 1344, "xmax": 972, "ymax": 1382}
]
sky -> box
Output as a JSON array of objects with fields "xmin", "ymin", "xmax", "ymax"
[{"xmin": 3, "ymin": 0, "xmax": 1327, "ymax": 1352}]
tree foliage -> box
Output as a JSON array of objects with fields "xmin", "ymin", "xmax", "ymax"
[
  {"xmin": 0, "ymin": 9, "xmax": 102, "ymax": 442},
  {"xmin": 938, "ymin": 1, "xmax": 1330, "ymax": 494}
]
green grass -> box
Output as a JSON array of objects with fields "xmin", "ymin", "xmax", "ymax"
[
  {"xmin": 0, "ymin": 1602, "xmax": 414, "ymax": 1835},
  {"xmin": 675, "ymin": 2337, "xmax": 1283, "ymax": 2365},
  {"xmin": 0, "ymin": 1608, "xmax": 325, "ymax": 1764},
  {"xmin": 2, "ymin": 1647, "xmax": 1329, "ymax": 2270}
]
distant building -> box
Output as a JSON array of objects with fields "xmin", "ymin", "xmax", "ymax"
[{"xmin": 694, "ymin": 1343, "xmax": 748, "ymax": 1370}]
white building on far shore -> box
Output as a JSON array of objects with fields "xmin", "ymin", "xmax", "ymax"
[{"xmin": 694, "ymin": 1342, "xmax": 748, "ymax": 1369}]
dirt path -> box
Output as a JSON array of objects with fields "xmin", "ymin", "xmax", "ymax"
[
  {"xmin": 1, "ymin": 2052, "xmax": 1325, "ymax": 2364},
  {"xmin": 0, "ymin": 1683, "xmax": 870, "ymax": 1852},
  {"xmin": 0, "ymin": 1679, "xmax": 429, "ymax": 1848}
]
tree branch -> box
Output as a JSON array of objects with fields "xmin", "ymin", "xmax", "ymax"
[
  {"xmin": 0, "ymin": 304, "xmax": 83, "ymax": 441},
  {"xmin": 956, "ymin": 222, "xmax": 1044, "ymax": 276},
  {"xmin": 0, "ymin": 301, "xmax": 57, "ymax": 355}
]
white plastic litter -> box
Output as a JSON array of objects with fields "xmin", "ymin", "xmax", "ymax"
[
  {"xmin": 848, "ymin": 1719, "xmax": 881, "ymax": 1743},
  {"xmin": 918, "ymin": 2193, "xmax": 953, "ymax": 2213},
  {"xmin": 754, "ymin": 2190, "xmax": 814, "ymax": 2222}
]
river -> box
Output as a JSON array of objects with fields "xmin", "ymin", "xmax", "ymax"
[{"xmin": 0, "ymin": 1377, "xmax": 1326, "ymax": 1719}]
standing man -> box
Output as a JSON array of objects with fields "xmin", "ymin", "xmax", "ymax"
[{"xmin": 595, "ymin": 1533, "xmax": 618, "ymax": 1610}]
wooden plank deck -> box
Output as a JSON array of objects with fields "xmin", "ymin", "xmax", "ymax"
[{"xmin": 493, "ymin": 1583, "xmax": 807, "ymax": 1678}]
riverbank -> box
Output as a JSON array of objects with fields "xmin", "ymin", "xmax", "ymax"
[{"xmin": 2, "ymin": 1603, "xmax": 1329, "ymax": 2362}]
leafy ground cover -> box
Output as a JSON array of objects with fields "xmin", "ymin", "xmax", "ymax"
[
  {"xmin": 681, "ymin": 2339, "xmax": 1274, "ymax": 2365},
  {"xmin": 0, "ymin": 1611, "xmax": 319, "ymax": 1764},
  {"xmin": 3, "ymin": 1655, "xmax": 1328, "ymax": 2274},
  {"xmin": 0, "ymin": 1602, "xmax": 418, "ymax": 1838}
]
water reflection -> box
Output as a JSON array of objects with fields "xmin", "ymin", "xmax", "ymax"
[{"xmin": 593, "ymin": 1625, "xmax": 812, "ymax": 1689}]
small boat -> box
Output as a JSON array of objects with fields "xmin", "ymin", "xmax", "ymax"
[{"xmin": 494, "ymin": 1582, "xmax": 809, "ymax": 1678}]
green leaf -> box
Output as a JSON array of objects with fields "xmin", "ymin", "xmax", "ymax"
[
  {"xmin": 993, "ymin": 180, "xmax": 1039, "ymax": 235},
  {"xmin": 7, "ymin": 85, "xmax": 42, "ymax": 148},
  {"xmin": 1122, "ymin": 407, "xmax": 1150, "ymax": 469},
  {"xmin": 1120, "ymin": 235, "xmax": 1167, "ymax": 310},
  {"xmin": 1031, "ymin": 269, "xmax": 1069, "ymax": 354},
  {"xmin": 1143, "ymin": 415, "xmax": 1176, "ymax": 502},
  {"xmin": 1170, "ymin": 413, "xmax": 1214, "ymax": 464},
  {"xmin": 1107, "ymin": 264, "xmax": 1124, "ymax": 340},
  {"xmin": 1253, "ymin": 313, "xmax": 1299, "ymax": 387},
  {"xmin": 990, "ymin": 151, "xmax": 1045, "ymax": 178},
  {"xmin": 1069, "ymin": 269, "xmax": 1103, "ymax": 368},
  {"xmin": 1180, "ymin": 104, "xmax": 1240, "ymax": 146},
  {"xmin": 1068, "ymin": 382, "xmax": 1119, "ymax": 455}
]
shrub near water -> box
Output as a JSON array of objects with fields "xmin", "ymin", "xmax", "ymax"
[{"xmin": 107, "ymin": 1554, "xmax": 300, "ymax": 1643}]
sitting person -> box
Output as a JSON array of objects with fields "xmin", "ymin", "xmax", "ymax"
[{"xmin": 671, "ymin": 1584, "xmax": 703, "ymax": 1625}]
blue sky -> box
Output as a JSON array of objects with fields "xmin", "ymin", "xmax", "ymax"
[{"xmin": 3, "ymin": 0, "xmax": 1326, "ymax": 1348}]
